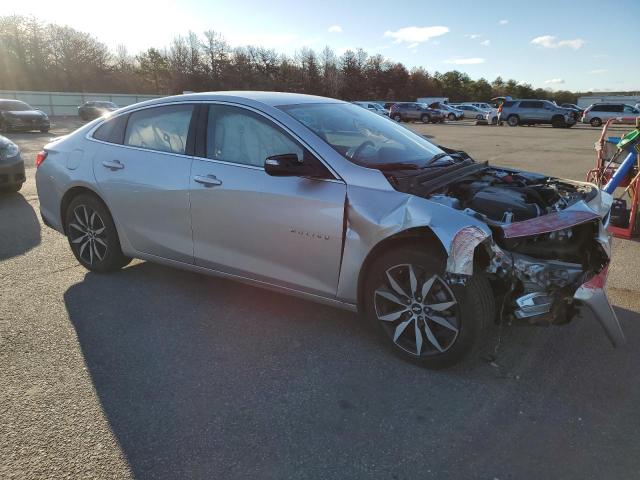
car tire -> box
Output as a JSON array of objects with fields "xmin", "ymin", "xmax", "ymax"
[
  {"xmin": 507, "ymin": 115, "xmax": 519, "ymax": 127},
  {"xmin": 420, "ymin": 114, "xmax": 431, "ymax": 124},
  {"xmin": 590, "ymin": 117, "xmax": 602, "ymax": 127},
  {"xmin": 64, "ymin": 193, "xmax": 131, "ymax": 273},
  {"xmin": 476, "ymin": 114, "xmax": 483, "ymax": 120},
  {"xmin": 448, "ymin": 113, "xmax": 455, "ymax": 121},
  {"xmin": 551, "ymin": 116, "xmax": 565, "ymax": 128},
  {"xmin": 40, "ymin": 128, "xmax": 50, "ymax": 133},
  {"xmin": 363, "ymin": 243, "xmax": 492, "ymax": 369},
  {"xmin": 393, "ymin": 114, "xmax": 402, "ymax": 122}
]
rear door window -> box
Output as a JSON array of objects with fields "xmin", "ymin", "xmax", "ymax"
[{"xmin": 124, "ymin": 104, "xmax": 194, "ymax": 154}]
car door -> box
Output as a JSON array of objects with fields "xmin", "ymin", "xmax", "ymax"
[
  {"xmin": 189, "ymin": 103, "xmax": 347, "ymax": 297},
  {"xmin": 92, "ymin": 103, "xmax": 195, "ymax": 263}
]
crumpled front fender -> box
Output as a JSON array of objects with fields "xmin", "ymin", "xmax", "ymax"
[{"xmin": 336, "ymin": 186, "xmax": 491, "ymax": 303}]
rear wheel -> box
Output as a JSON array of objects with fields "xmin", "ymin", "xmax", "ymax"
[
  {"xmin": 363, "ymin": 245, "xmax": 492, "ymax": 368},
  {"xmin": 393, "ymin": 114, "xmax": 402, "ymax": 122},
  {"xmin": 64, "ymin": 194, "xmax": 131, "ymax": 273},
  {"xmin": 448, "ymin": 113, "xmax": 455, "ymax": 121},
  {"xmin": 590, "ymin": 117, "xmax": 602, "ymax": 127},
  {"xmin": 507, "ymin": 115, "xmax": 519, "ymax": 127},
  {"xmin": 420, "ymin": 114, "xmax": 431, "ymax": 124},
  {"xmin": 40, "ymin": 128, "xmax": 50, "ymax": 133},
  {"xmin": 551, "ymin": 116, "xmax": 565, "ymax": 128}
]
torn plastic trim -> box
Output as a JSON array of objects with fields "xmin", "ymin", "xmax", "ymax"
[
  {"xmin": 574, "ymin": 264, "xmax": 625, "ymax": 347},
  {"xmin": 445, "ymin": 226, "xmax": 489, "ymax": 276},
  {"xmin": 502, "ymin": 210, "xmax": 600, "ymax": 239}
]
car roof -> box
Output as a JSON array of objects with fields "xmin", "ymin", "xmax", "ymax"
[{"xmin": 158, "ymin": 91, "xmax": 345, "ymax": 107}]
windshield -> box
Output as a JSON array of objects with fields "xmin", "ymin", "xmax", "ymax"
[
  {"xmin": 279, "ymin": 103, "xmax": 444, "ymax": 169},
  {"xmin": 0, "ymin": 100, "xmax": 32, "ymax": 111}
]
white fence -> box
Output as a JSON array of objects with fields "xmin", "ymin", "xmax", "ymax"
[{"xmin": 0, "ymin": 90, "xmax": 162, "ymax": 116}]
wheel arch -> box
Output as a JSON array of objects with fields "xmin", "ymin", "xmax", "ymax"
[
  {"xmin": 356, "ymin": 226, "xmax": 447, "ymax": 312},
  {"xmin": 60, "ymin": 185, "xmax": 109, "ymax": 235}
]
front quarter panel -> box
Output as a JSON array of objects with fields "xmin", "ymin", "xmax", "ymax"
[{"xmin": 336, "ymin": 185, "xmax": 491, "ymax": 303}]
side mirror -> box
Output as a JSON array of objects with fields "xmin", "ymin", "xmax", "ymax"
[{"xmin": 265, "ymin": 153, "xmax": 328, "ymax": 178}]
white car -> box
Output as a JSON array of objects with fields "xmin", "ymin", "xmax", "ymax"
[
  {"xmin": 581, "ymin": 103, "xmax": 640, "ymax": 127},
  {"xmin": 454, "ymin": 104, "xmax": 487, "ymax": 120}
]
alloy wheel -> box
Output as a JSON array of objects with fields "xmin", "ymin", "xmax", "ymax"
[
  {"xmin": 68, "ymin": 204, "xmax": 108, "ymax": 265},
  {"xmin": 374, "ymin": 263, "xmax": 459, "ymax": 356}
]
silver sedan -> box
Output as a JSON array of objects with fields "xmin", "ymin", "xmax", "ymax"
[{"xmin": 36, "ymin": 92, "xmax": 624, "ymax": 368}]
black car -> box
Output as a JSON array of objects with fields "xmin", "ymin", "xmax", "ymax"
[
  {"xmin": 0, "ymin": 134, "xmax": 25, "ymax": 193},
  {"xmin": 0, "ymin": 100, "xmax": 50, "ymax": 133},
  {"xmin": 389, "ymin": 102, "xmax": 445, "ymax": 123},
  {"xmin": 78, "ymin": 101, "xmax": 119, "ymax": 121}
]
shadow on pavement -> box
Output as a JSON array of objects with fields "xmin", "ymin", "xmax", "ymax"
[
  {"xmin": 64, "ymin": 261, "xmax": 640, "ymax": 479},
  {"xmin": 0, "ymin": 191, "xmax": 41, "ymax": 260}
]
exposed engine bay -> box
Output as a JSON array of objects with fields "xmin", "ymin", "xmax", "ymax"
[{"xmin": 383, "ymin": 152, "xmax": 622, "ymax": 345}]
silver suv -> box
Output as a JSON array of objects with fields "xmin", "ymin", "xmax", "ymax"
[{"xmin": 501, "ymin": 99, "xmax": 576, "ymax": 128}]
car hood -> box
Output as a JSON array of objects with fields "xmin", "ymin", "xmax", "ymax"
[{"xmin": 386, "ymin": 157, "xmax": 611, "ymax": 238}]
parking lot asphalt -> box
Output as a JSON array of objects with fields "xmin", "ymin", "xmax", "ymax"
[{"xmin": 2, "ymin": 118, "xmax": 640, "ymax": 479}]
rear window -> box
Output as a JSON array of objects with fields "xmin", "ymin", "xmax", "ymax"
[
  {"xmin": 502, "ymin": 101, "xmax": 515, "ymax": 108},
  {"xmin": 93, "ymin": 114, "xmax": 129, "ymax": 144}
]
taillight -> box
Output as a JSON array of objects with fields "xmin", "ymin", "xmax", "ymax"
[{"xmin": 35, "ymin": 150, "xmax": 47, "ymax": 168}]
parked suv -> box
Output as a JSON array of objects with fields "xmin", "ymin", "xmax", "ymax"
[
  {"xmin": 389, "ymin": 103, "xmax": 444, "ymax": 123},
  {"xmin": 500, "ymin": 99, "xmax": 576, "ymax": 128},
  {"xmin": 582, "ymin": 104, "xmax": 640, "ymax": 127}
]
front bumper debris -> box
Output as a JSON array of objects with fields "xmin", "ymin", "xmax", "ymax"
[{"xmin": 574, "ymin": 265, "xmax": 625, "ymax": 347}]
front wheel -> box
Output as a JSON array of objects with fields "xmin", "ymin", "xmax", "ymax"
[
  {"xmin": 420, "ymin": 114, "xmax": 431, "ymax": 124},
  {"xmin": 64, "ymin": 194, "xmax": 131, "ymax": 273},
  {"xmin": 363, "ymin": 245, "xmax": 492, "ymax": 368},
  {"xmin": 448, "ymin": 113, "xmax": 455, "ymax": 121},
  {"xmin": 590, "ymin": 117, "xmax": 602, "ymax": 127},
  {"xmin": 393, "ymin": 114, "xmax": 402, "ymax": 122}
]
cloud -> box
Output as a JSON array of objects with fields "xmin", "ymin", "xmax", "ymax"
[
  {"xmin": 444, "ymin": 57, "xmax": 485, "ymax": 65},
  {"xmin": 328, "ymin": 25, "xmax": 342, "ymax": 33},
  {"xmin": 407, "ymin": 42, "xmax": 420, "ymax": 49},
  {"xmin": 480, "ymin": 39, "xmax": 490, "ymax": 46},
  {"xmin": 589, "ymin": 69, "xmax": 607, "ymax": 74},
  {"xmin": 531, "ymin": 35, "xmax": 585, "ymax": 50},
  {"xmin": 499, "ymin": 19, "xmax": 508, "ymax": 25},
  {"xmin": 465, "ymin": 34, "xmax": 482, "ymax": 39},
  {"xmin": 545, "ymin": 78, "xmax": 565, "ymax": 84},
  {"xmin": 384, "ymin": 26, "xmax": 449, "ymax": 44}
]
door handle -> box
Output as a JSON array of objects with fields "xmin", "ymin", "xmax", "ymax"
[
  {"xmin": 102, "ymin": 160, "xmax": 124, "ymax": 170},
  {"xmin": 193, "ymin": 174, "xmax": 222, "ymax": 187}
]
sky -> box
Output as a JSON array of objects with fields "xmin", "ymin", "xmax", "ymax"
[{"xmin": 4, "ymin": 0, "xmax": 640, "ymax": 92}]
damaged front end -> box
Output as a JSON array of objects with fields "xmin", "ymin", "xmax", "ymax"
[{"xmin": 389, "ymin": 155, "xmax": 625, "ymax": 346}]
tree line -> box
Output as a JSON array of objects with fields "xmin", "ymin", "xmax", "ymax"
[{"xmin": 1, "ymin": 15, "xmax": 585, "ymax": 104}]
